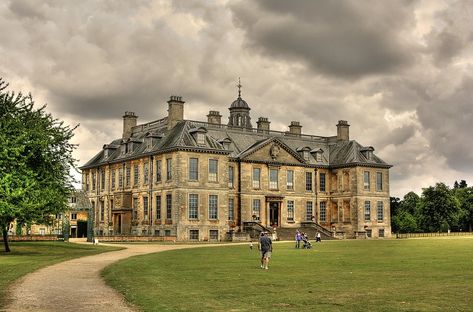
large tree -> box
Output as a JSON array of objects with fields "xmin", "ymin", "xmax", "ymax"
[
  {"xmin": 417, "ymin": 183, "xmax": 460, "ymax": 232},
  {"xmin": 0, "ymin": 78, "xmax": 77, "ymax": 252}
]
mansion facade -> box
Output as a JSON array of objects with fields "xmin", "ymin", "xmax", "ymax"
[{"xmin": 80, "ymin": 89, "xmax": 392, "ymax": 241}]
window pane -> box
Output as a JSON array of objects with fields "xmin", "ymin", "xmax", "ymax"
[
  {"xmin": 287, "ymin": 170, "xmax": 294, "ymax": 190},
  {"xmin": 364, "ymin": 171, "xmax": 370, "ymax": 190},
  {"xmin": 377, "ymin": 201, "xmax": 384, "ymax": 222},
  {"xmin": 156, "ymin": 196, "xmax": 161, "ymax": 220},
  {"xmin": 228, "ymin": 198, "xmax": 234, "ymax": 221},
  {"xmin": 126, "ymin": 166, "xmax": 131, "ymax": 187},
  {"xmin": 143, "ymin": 197, "xmax": 149, "ymax": 218},
  {"xmin": 209, "ymin": 159, "xmax": 218, "ymax": 182},
  {"xmin": 319, "ymin": 173, "xmax": 326, "ymax": 192},
  {"xmin": 133, "ymin": 165, "xmax": 139, "ymax": 186},
  {"xmin": 189, "ymin": 158, "xmax": 198, "ymax": 180},
  {"xmin": 228, "ymin": 166, "xmax": 234, "ymax": 188},
  {"xmin": 166, "ymin": 194, "xmax": 172, "ymax": 219},
  {"xmin": 209, "ymin": 195, "xmax": 218, "ymax": 219},
  {"xmin": 156, "ymin": 160, "xmax": 162, "ymax": 182},
  {"xmin": 252, "ymin": 168, "xmax": 260, "ymax": 188},
  {"xmin": 189, "ymin": 194, "xmax": 198, "ymax": 219},
  {"xmin": 287, "ymin": 200, "xmax": 294, "ymax": 221},
  {"xmin": 376, "ymin": 172, "xmax": 383, "ymax": 191},
  {"xmin": 364, "ymin": 201, "xmax": 371, "ymax": 221},
  {"xmin": 269, "ymin": 169, "xmax": 278, "ymax": 189},
  {"xmin": 320, "ymin": 202, "xmax": 326, "ymax": 221},
  {"xmin": 305, "ymin": 172, "xmax": 312, "ymax": 191},
  {"xmin": 166, "ymin": 159, "xmax": 172, "ymax": 180},
  {"xmin": 306, "ymin": 201, "xmax": 313, "ymax": 221},
  {"xmin": 143, "ymin": 162, "xmax": 149, "ymax": 184},
  {"xmin": 252, "ymin": 199, "xmax": 260, "ymax": 221}
]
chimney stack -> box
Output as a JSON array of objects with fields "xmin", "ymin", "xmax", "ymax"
[
  {"xmin": 207, "ymin": 110, "xmax": 222, "ymax": 125},
  {"xmin": 337, "ymin": 120, "xmax": 350, "ymax": 141},
  {"xmin": 122, "ymin": 111, "xmax": 137, "ymax": 139},
  {"xmin": 288, "ymin": 121, "xmax": 302, "ymax": 135},
  {"xmin": 167, "ymin": 96, "xmax": 185, "ymax": 130},
  {"xmin": 257, "ymin": 117, "xmax": 270, "ymax": 134}
]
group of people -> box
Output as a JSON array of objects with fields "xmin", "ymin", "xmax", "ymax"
[
  {"xmin": 295, "ymin": 230, "xmax": 322, "ymax": 249},
  {"xmin": 252, "ymin": 229, "xmax": 322, "ymax": 270}
]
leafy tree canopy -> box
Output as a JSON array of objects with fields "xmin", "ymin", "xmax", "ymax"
[{"xmin": 0, "ymin": 78, "xmax": 77, "ymax": 252}]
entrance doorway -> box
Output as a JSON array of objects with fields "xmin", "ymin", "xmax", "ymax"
[
  {"xmin": 269, "ymin": 202, "xmax": 280, "ymax": 227},
  {"xmin": 77, "ymin": 221, "xmax": 87, "ymax": 238}
]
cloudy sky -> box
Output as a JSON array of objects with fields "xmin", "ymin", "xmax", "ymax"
[{"xmin": 1, "ymin": 0, "xmax": 472, "ymax": 197}]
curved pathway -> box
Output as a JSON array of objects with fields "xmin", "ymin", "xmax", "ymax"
[{"xmin": 4, "ymin": 242, "xmax": 222, "ymax": 311}]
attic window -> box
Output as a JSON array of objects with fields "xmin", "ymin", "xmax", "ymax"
[
  {"xmin": 316, "ymin": 152, "xmax": 322, "ymax": 162},
  {"xmin": 297, "ymin": 147, "xmax": 311, "ymax": 161},
  {"xmin": 197, "ymin": 133, "xmax": 205, "ymax": 145},
  {"xmin": 303, "ymin": 150, "xmax": 309, "ymax": 161},
  {"xmin": 121, "ymin": 144, "xmax": 126, "ymax": 155},
  {"xmin": 127, "ymin": 142, "xmax": 133, "ymax": 153},
  {"xmin": 146, "ymin": 137, "xmax": 153, "ymax": 150},
  {"xmin": 104, "ymin": 149, "xmax": 109, "ymax": 159},
  {"xmin": 219, "ymin": 138, "xmax": 232, "ymax": 150},
  {"xmin": 361, "ymin": 147, "xmax": 375, "ymax": 160}
]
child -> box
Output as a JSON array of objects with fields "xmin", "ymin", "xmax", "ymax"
[{"xmin": 249, "ymin": 240, "xmax": 253, "ymax": 250}]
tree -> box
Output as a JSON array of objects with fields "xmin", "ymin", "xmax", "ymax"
[
  {"xmin": 391, "ymin": 192, "xmax": 420, "ymax": 233},
  {"xmin": 417, "ymin": 183, "xmax": 460, "ymax": 232},
  {"xmin": 454, "ymin": 186, "xmax": 473, "ymax": 232},
  {"xmin": 0, "ymin": 78, "xmax": 77, "ymax": 252}
]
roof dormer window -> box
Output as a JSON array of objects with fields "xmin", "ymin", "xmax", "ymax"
[
  {"xmin": 219, "ymin": 137, "xmax": 232, "ymax": 150},
  {"xmin": 189, "ymin": 126, "xmax": 208, "ymax": 146},
  {"xmin": 297, "ymin": 146, "xmax": 311, "ymax": 162},
  {"xmin": 361, "ymin": 146, "xmax": 375, "ymax": 160},
  {"xmin": 120, "ymin": 143, "xmax": 127, "ymax": 155},
  {"xmin": 311, "ymin": 148, "xmax": 323, "ymax": 162}
]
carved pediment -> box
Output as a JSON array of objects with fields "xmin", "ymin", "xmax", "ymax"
[{"xmin": 240, "ymin": 139, "xmax": 304, "ymax": 164}]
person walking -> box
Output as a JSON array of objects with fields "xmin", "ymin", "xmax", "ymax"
[
  {"xmin": 258, "ymin": 232, "xmax": 272, "ymax": 270},
  {"xmin": 316, "ymin": 232, "xmax": 321, "ymax": 243},
  {"xmin": 295, "ymin": 230, "xmax": 302, "ymax": 248}
]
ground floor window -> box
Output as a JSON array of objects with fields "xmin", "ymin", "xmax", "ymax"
[
  {"xmin": 306, "ymin": 201, "xmax": 313, "ymax": 221},
  {"xmin": 154, "ymin": 229, "xmax": 160, "ymax": 236},
  {"xmin": 252, "ymin": 199, "xmax": 260, "ymax": 221},
  {"xmin": 209, "ymin": 230, "xmax": 219, "ymax": 240},
  {"xmin": 189, "ymin": 229, "xmax": 199, "ymax": 240},
  {"xmin": 379, "ymin": 229, "xmax": 385, "ymax": 238},
  {"xmin": 165, "ymin": 229, "xmax": 171, "ymax": 236},
  {"xmin": 366, "ymin": 229, "xmax": 372, "ymax": 238},
  {"xmin": 287, "ymin": 200, "xmax": 294, "ymax": 221},
  {"xmin": 319, "ymin": 202, "xmax": 326, "ymax": 222}
]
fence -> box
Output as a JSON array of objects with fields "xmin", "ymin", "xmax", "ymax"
[{"xmin": 396, "ymin": 231, "xmax": 473, "ymax": 239}]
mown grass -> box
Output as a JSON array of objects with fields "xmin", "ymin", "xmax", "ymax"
[
  {"xmin": 0, "ymin": 241, "xmax": 120, "ymax": 307},
  {"xmin": 103, "ymin": 238, "xmax": 473, "ymax": 312}
]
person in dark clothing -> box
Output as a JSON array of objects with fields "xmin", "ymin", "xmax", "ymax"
[{"xmin": 258, "ymin": 232, "xmax": 272, "ymax": 270}]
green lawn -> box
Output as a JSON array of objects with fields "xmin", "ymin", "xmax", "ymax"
[
  {"xmin": 103, "ymin": 238, "xmax": 473, "ymax": 312},
  {"xmin": 0, "ymin": 241, "xmax": 120, "ymax": 307}
]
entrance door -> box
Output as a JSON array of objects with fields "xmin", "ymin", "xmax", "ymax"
[
  {"xmin": 77, "ymin": 221, "xmax": 87, "ymax": 238},
  {"xmin": 269, "ymin": 202, "xmax": 279, "ymax": 227}
]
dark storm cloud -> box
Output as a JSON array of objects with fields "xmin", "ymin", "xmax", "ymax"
[{"xmin": 230, "ymin": 0, "xmax": 418, "ymax": 78}]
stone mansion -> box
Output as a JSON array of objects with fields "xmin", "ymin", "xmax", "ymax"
[{"xmin": 80, "ymin": 87, "xmax": 392, "ymax": 240}]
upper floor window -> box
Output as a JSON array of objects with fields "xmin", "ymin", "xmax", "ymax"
[
  {"xmin": 319, "ymin": 173, "xmax": 326, "ymax": 192},
  {"xmin": 376, "ymin": 172, "xmax": 383, "ymax": 191},
  {"xmin": 287, "ymin": 200, "xmax": 294, "ymax": 221},
  {"xmin": 100, "ymin": 170, "xmax": 105, "ymax": 190},
  {"xmin": 286, "ymin": 170, "xmax": 294, "ymax": 190},
  {"xmin": 209, "ymin": 159, "xmax": 218, "ymax": 182},
  {"xmin": 126, "ymin": 166, "xmax": 131, "ymax": 187},
  {"xmin": 364, "ymin": 201, "xmax": 371, "ymax": 221},
  {"xmin": 133, "ymin": 165, "xmax": 139, "ymax": 187},
  {"xmin": 71, "ymin": 213, "xmax": 77, "ymax": 220},
  {"xmin": 118, "ymin": 168, "xmax": 123, "ymax": 188},
  {"xmin": 228, "ymin": 166, "xmax": 234, "ymax": 188},
  {"xmin": 252, "ymin": 168, "xmax": 261, "ymax": 189},
  {"xmin": 156, "ymin": 160, "xmax": 162, "ymax": 182},
  {"xmin": 166, "ymin": 158, "xmax": 172, "ymax": 180},
  {"xmin": 189, "ymin": 158, "xmax": 199, "ymax": 180},
  {"xmin": 92, "ymin": 172, "xmax": 96, "ymax": 191},
  {"xmin": 143, "ymin": 162, "xmax": 149, "ymax": 185},
  {"xmin": 305, "ymin": 172, "xmax": 313, "ymax": 191},
  {"xmin": 364, "ymin": 171, "xmax": 370, "ymax": 190},
  {"xmin": 269, "ymin": 168, "xmax": 278, "ymax": 190},
  {"xmin": 209, "ymin": 195, "xmax": 218, "ymax": 219},
  {"xmin": 111, "ymin": 169, "xmax": 116, "ymax": 190},
  {"xmin": 132, "ymin": 197, "xmax": 138, "ymax": 220}
]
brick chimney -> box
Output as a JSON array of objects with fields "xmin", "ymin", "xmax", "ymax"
[
  {"xmin": 288, "ymin": 121, "xmax": 302, "ymax": 135},
  {"xmin": 122, "ymin": 111, "xmax": 137, "ymax": 139},
  {"xmin": 207, "ymin": 110, "xmax": 222, "ymax": 125},
  {"xmin": 257, "ymin": 117, "xmax": 270, "ymax": 133},
  {"xmin": 167, "ymin": 96, "xmax": 185, "ymax": 130},
  {"xmin": 337, "ymin": 120, "xmax": 350, "ymax": 141}
]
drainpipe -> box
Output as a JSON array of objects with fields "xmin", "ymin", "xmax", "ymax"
[
  {"xmin": 237, "ymin": 160, "xmax": 242, "ymax": 231},
  {"xmin": 149, "ymin": 155, "xmax": 153, "ymax": 231}
]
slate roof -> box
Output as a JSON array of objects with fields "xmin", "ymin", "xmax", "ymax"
[{"xmin": 80, "ymin": 119, "xmax": 391, "ymax": 169}]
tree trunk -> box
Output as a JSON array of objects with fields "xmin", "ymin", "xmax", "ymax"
[{"xmin": 2, "ymin": 227, "xmax": 10, "ymax": 252}]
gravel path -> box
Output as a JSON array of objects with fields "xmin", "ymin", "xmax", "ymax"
[{"xmin": 4, "ymin": 242, "xmax": 221, "ymax": 312}]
